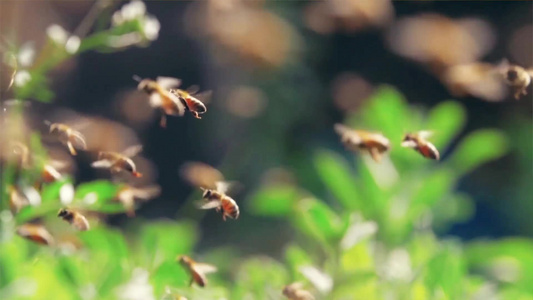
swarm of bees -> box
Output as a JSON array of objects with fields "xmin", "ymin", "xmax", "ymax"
[{"xmin": 334, "ymin": 124, "xmax": 440, "ymax": 161}]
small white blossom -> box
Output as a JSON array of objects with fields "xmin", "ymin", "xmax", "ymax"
[
  {"xmin": 116, "ymin": 268, "xmax": 155, "ymax": 300},
  {"xmin": 14, "ymin": 70, "xmax": 31, "ymax": 87},
  {"xmin": 18, "ymin": 42, "xmax": 35, "ymax": 67},
  {"xmin": 121, "ymin": 0, "xmax": 146, "ymax": 21},
  {"xmin": 46, "ymin": 24, "xmax": 69, "ymax": 45},
  {"xmin": 83, "ymin": 192, "xmax": 98, "ymax": 205},
  {"xmin": 65, "ymin": 36, "xmax": 81, "ymax": 54},
  {"xmin": 143, "ymin": 16, "xmax": 160, "ymax": 41},
  {"xmin": 60, "ymin": 183, "xmax": 75, "ymax": 205}
]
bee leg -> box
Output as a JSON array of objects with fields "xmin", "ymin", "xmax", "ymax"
[
  {"xmin": 222, "ymin": 214, "xmax": 227, "ymax": 221},
  {"xmin": 160, "ymin": 114, "xmax": 167, "ymax": 128},
  {"xmin": 192, "ymin": 111, "xmax": 201, "ymax": 119},
  {"xmin": 67, "ymin": 142, "xmax": 77, "ymax": 156}
]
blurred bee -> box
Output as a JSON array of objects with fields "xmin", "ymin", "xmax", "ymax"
[
  {"xmin": 134, "ymin": 76, "xmax": 186, "ymax": 127},
  {"xmin": 9, "ymin": 185, "xmax": 41, "ymax": 213},
  {"xmin": 91, "ymin": 145, "xmax": 143, "ymax": 178},
  {"xmin": 58, "ymin": 208, "xmax": 90, "ymax": 231},
  {"xmin": 177, "ymin": 255, "xmax": 217, "ymax": 287},
  {"xmin": 115, "ymin": 185, "xmax": 161, "ymax": 217},
  {"xmin": 334, "ymin": 124, "xmax": 390, "ymax": 162},
  {"xmin": 496, "ymin": 59, "xmax": 533, "ymax": 99},
  {"xmin": 46, "ymin": 122, "xmax": 87, "ymax": 156},
  {"xmin": 198, "ymin": 181, "xmax": 240, "ymax": 221},
  {"xmin": 401, "ymin": 131, "xmax": 440, "ymax": 160},
  {"xmin": 283, "ymin": 282, "xmax": 315, "ymax": 300},
  {"xmin": 179, "ymin": 161, "xmax": 224, "ymax": 190},
  {"xmin": 16, "ymin": 223, "xmax": 55, "ymax": 246},
  {"xmin": 170, "ymin": 86, "xmax": 210, "ymax": 119}
]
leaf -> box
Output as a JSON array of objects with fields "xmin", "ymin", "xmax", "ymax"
[
  {"xmin": 73, "ymin": 180, "xmax": 121, "ymax": 210},
  {"xmin": 425, "ymin": 244, "xmax": 466, "ymax": 299},
  {"xmin": 426, "ymin": 101, "xmax": 466, "ymax": 149},
  {"xmin": 449, "ymin": 129, "xmax": 508, "ymax": 175},
  {"xmin": 341, "ymin": 240, "xmax": 374, "ymax": 273},
  {"xmin": 248, "ymin": 184, "xmax": 299, "ymax": 217},
  {"xmin": 313, "ymin": 150, "xmax": 362, "ymax": 211},
  {"xmin": 232, "ymin": 257, "xmax": 289, "ymax": 300},
  {"xmin": 284, "ymin": 244, "xmax": 313, "ymax": 279},
  {"xmin": 138, "ymin": 220, "xmax": 198, "ymax": 268},
  {"xmin": 292, "ymin": 198, "xmax": 347, "ymax": 244},
  {"xmin": 409, "ymin": 169, "xmax": 455, "ymax": 219},
  {"xmin": 151, "ymin": 260, "xmax": 189, "ymax": 296}
]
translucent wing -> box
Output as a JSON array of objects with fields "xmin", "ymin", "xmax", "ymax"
[
  {"xmin": 417, "ymin": 130, "xmax": 434, "ymax": 140},
  {"xmin": 401, "ymin": 140, "xmax": 418, "ymax": 148},
  {"xmin": 186, "ymin": 85, "xmax": 200, "ymax": 95},
  {"xmin": 194, "ymin": 90, "xmax": 213, "ymax": 104},
  {"xmin": 193, "ymin": 262, "xmax": 218, "ymax": 274},
  {"xmin": 215, "ymin": 181, "xmax": 231, "ymax": 194},
  {"xmin": 156, "ymin": 76, "xmax": 182, "ymax": 89},
  {"xmin": 70, "ymin": 131, "xmax": 87, "ymax": 150},
  {"xmin": 91, "ymin": 160, "xmax": 112, "ymax": 168},
  {"xmin": 133, "ymin": 186, "xmax": 161, "ymax": 199},
  {"xmin": 122, "ymin": 145, "xmax": 142, "ymax": 157},
  {"xmin": 197, "ymin": 199, "xmax": 222, "ymax": 210}
]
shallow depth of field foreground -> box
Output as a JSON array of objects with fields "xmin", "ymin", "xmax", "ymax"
[{"xmin": 0, "ymin": 1, "xmax": 532, "ymax": 300}]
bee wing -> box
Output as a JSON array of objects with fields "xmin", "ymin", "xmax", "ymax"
[
  {"xmin": 417, "ymin": 130, "xmax": 434, "ymax": 140},
  {"xmin": 196, "ymin": 199, "xmax": 222, "ymax": 210},
  {"xmin": 91, "ymin": 159, "xmax": 113, "ymax": 169},
  {"xmin": 193, "ymin": 262, "xmax": 218, "ymax": 274},
  {"xmin": 70, "ymin": 131, "xmax": 87, "ymax": 150},
  {"xmin": 73, "ymin": 213, "xmax": 90, "ymax": 231},
  {"xmin": 133, "ymin": 186, "xmax": 161, "ymax": 199},
  {"xmin": 121, "ymin": 145, "xmax": 143, "ymax": 157},
  {"xmin": 401, "ymin": 140, "xmax": 418, "ymax": 148},
  {"xmin": 194, "ymin": 90, "xmax": 212, "ymax": 104},
  {"xmin": 333, "ymin": 123, "xmax": 350, "ymax": 136},
  {"xmin": 186, "ymin": 85, "xmax": 200, "ymax": 95},
  {"xmin": 156, "ymin": 76, "xmax": 182, "ymax": 89},
  {"xmin": 215, "ymin": 181, "xmax": 231, "ymax": 194}
]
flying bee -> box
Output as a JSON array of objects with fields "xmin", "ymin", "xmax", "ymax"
[
  {"xmin": 46, "ymin": 122, "xmax": 87, "ymax": 156},
  {"xmin": 496, "ymin": 59, "xmax": 533, "ymax": 99},
  {"xmin": 334, "ymin": 124, "xmax": 390, "ymax": 163},
  {"xmin": 198, "ymin": 181, "xmax": 240, "ymax": 221},
  {"xmin": 169, "ymin": 86, "xmax": 211, "ymax": 119},
  {"xmin": 134, "ymin": 76, "xmax": 186, "ymax": 128},
  {"xmin": 16, "ymin": 223, "xmax": 55, "ymax": 246},
  {"xmin": 177, "ymin": 255, "xmax": 218, "ymax": 287},
  {"xmin": 91, "ymin": 145, "xmax": 143, "ymax": 178},
  {"xmin": 115, "ymin": 185, "xmax": 161, "ymax": 217},
  {"xmin": 9, "ymin": 185, "xmax": 41, "ymax": 213},
  {"xmin": 57, "ymin": 208, "xmax": 90, "ymax": 231},
  {"xmin": 401, "ymin": 131, "xmax": 440, "ymax": 160},
  {"xmin": 282, "ymin": 282, "xmax": 316, "ymax": 300}
]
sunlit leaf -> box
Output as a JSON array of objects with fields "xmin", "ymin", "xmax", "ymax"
[
  {"xmin": 425, "ymin": 244, "xmax": 466, "ymax": 299},
  {"xmin": 292, "ymin": 198, "xmax": 347, "ymax": 244},
  {"xmin": 248, "ymin": 184, "xmax": 299, "ymax": 217},
  {"xmin": 426, "ymin": 101, "xmax": 466, "ymax": 149}
]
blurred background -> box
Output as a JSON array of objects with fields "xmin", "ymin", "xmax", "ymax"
[{"xmin": 1, "ymin": 0, "xmax": 532, "ymax": 256}]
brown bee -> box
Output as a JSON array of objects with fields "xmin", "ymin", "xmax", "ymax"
[
  {"xmin": 9, "ymin": 185, "xmax": 41, "ymax": 213},
  {"xmin": 170, "ymin": 86, "xmax": 210, "ymax": 119},
  {"xmin": 115, "ymin": 185, "xmax": 161, "ymax": 217},
  {"xmin": 334, "ymin": 124, "xmax": 390, "ymax": 162},
  {"xmin": 91, "ymin": 145, "xmax": 143, "ymax": 178},
  {"xmin": 401, "ymin": 131, "xmax": 440, "ymax": 160},
  {"xmin": 198, "ymin": 181, "xmax": 240, "ymax": 221},
  {"xmin": 496, "ymin": 59, "xmax": 533, "ymax": 99},
  {"xmin": 134, "ymin": 76, "xmax": 186, "ymax": 127},
  {"xmin": 57, "ymin": 208, "xmax": 90, "ymax": 231},
  {"xmin": 47, "ymin": 122, "xmax": 87, "ymax": 156},
  {"xmin": 283, "ymin": 282, "xmax": 315, "ymax": 300},
  {"xmin": 16, "ymin": 223, "xmax": 55, "ymax": 246},
  {"xmin": 177, "ymin": 255, "xmax": 217, "ymax": 287}
]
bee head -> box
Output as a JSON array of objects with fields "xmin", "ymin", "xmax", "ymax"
[
  {"xmin": 506, "ymin": 68, "xmax": 519, "ymax": 82},
  {"xmin": 177, "ymin": 255, "xmax": 190, "ymax": 266},
  {"xmin": 403, "ymin": 133, "xmax": 415, "ymax": 142},
  {"xmin": 137, "ymin": 79, "xmax": 156, "ymax": 94},
  {"xmin": 57, "ymin": 208, "xmax": 69, "ymax": 217},
  {"xmin": 202, "ymin": 188, "xmax": 212, "ymax": 199}
]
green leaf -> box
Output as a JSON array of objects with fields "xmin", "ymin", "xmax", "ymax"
[
  {"xmin": 232, "ymin": 257, "xmax": 289, "ymax": 300},
  {"xmin": 314, "ymin": 150, "xmax": 362, "ymax": 211},
  {"xmin": 151, "ymin": 260, "xmax": 189, "ymax": 296},
  {"xmin": 425, "ymin": 244, "xmax": 466, "ymax": 299},
  {"xmin": 248, "ymin": 184, "xmax": 299, "ymax": 217},
  {"xmin": 73, "ymin": 180, "xmax": 121, "ymax": 210},
  {"xmin": 138, "ymin": 220, "xmax": 198, "ymax": 268},
  {"xmin": 341, "ymin": 240, "xmax": 374, "ymax": 273},
  {"xmin": 409, "ymin": 169, "xmax": 455, "ymax": 219},
  {"xmin": 449, "ymin": 129, "xmax": 508, "ymax": 175},
  {"xmin": 426, "ymin": 101, "xmax": 466, "ymax": 149},
  {"xmin": 292, "ymin": 198, "xmax": 346, "ymax": 244}
]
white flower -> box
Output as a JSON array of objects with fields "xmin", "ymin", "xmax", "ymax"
[
  {"xmin": 60, "ymin": 183, "xmax": 75, "ymax": 205},
  {"xmin": 116, "ymin": 268, "xmax": 155, "ymax": 300},
  {"xmin": 14, "ymin": 70, "xmax": 31, "ymax": 87},
  {"xmin": 18, "ymin": 42, "xmax": 35, "ymax": 67},
  {"xmin": 143, "ymin": 16, "xmax": 160, "ymax": 41},
  {"xmin": 46, "ymin": 24, "xmax": 69, "ymax": 45},
  {"xmin": 83, "ymin": 192, "xmax": 98, "ymax": 205},
  {"xmin": 65, "ymin": 36, "xmax": 81, "ymax": 54},
  {"xmin": 121, "ymin": 0, "xmax": 146, "ymax": 21}
]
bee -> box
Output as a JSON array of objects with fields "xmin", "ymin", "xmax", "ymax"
[
  {"xmin": 198, "ymin": 181, "xmax": 240, "ymax": 221},
  {"xmin": 334, "ymin": 124, "xmax": 390, "ymax": 163},
  {"xmin": 282, "ymin": 282, "xmax": 315, "ymax": 300},
  {"xmin": 401, "ymin": 131, "xmax": 440, "ymax": 160},
  {"xmin": 169, "ymin": 86, "xmax": 210, "ymax": 119},
  {"xmin": 16, "ymin": 223, "xmax": 55, "ymax": 246},
  {"xmin": 57, "ymin": 208, "xmax": 90, "ymax": 231},
  {"xmin": 47, "ymin": 122, "xmax": 87, "ymax": 156},
  {"xmin": 91, "ymin": 145, "xmax": 143, "ymax": 178},
  {"xmin": 134, "ymin": 76, "xmax": 186, "ymax": 127},
  {"xmin": 9, "ymin": 185, "xmax": 41, "ymax": 213},
  {"xmin": 496, "ymin": 59, "xmax": 533, "ymax": 99},
  {"xmin": 115, "ymin": 185, "xmax": 161, "ymax": 217},
  {"xmin": 177, "ymin": 255, "xmax": 217, "ymax": 287}
]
